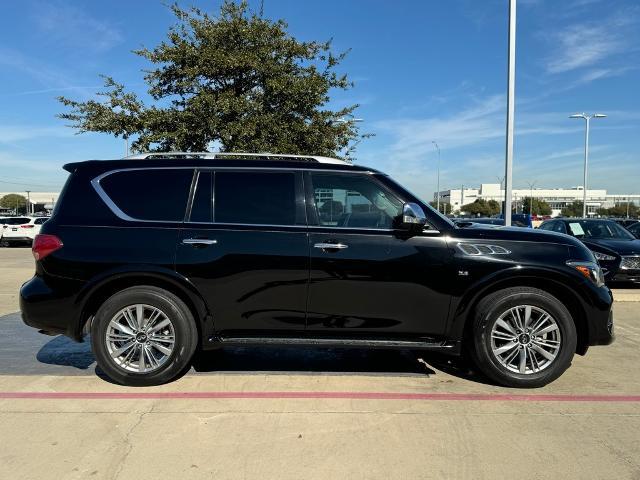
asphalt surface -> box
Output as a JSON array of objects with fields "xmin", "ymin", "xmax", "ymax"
[{"xmin": 1, "ymin": 247, "xmax": 640, "ymax": 480}]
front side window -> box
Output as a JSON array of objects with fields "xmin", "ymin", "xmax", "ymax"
[
  {"xmin": 100, "ymin": 169, "xmax": 193, "ymax": 222},
  {"xmin": 214, "ymin": 171, "xmax": 297, "ymax": 225},
  {"xmin": 310, "ymin": 173, "xmax": 402, "ymax": 229},
  {"xmin": 551, "ymin": 222, "xmax": 567, "ymax": 234}
]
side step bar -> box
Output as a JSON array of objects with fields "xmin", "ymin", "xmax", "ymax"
[{"xmin": 212, "ymin": 336, "xmax": 459, "ymax": 352}]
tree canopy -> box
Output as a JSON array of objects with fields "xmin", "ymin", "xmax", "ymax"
[
  {"xmin": 561, "ymin": 201, "xmax": 584, "ymax": 217},
  {"xmin": 461, "ymin": 199, "xmax": 501, "ymax": 217},
  {"xmin": 522, "ymin": 197, "xmax": 552, "ymax": 216},
  {"xmin": 596, "ymin": 203, "xmax": 638, "ymax": 217},
  {"xmin": 0, "ymin": 194, "xmax": 27, "ymax": 210},
  {"xmin": 58, "ymin": 1, "xmax": 366, "ymax": 158}
]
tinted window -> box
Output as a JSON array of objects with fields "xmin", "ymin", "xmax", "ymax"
[
  {"xmin": 101, "ymin": 169, "xmax": 193, "ymax": 221},
  {"xmin": 189, "ymin": 171, "xmax": 213, "ymax": 223},
  {"xmin": 551, "ymin": 222, "xmax": 567, "ymax": 234},
  {"xmin": 215, "ymin": 171, "xmax": 296, "ymax": 225},
  {"xmin": 566, "ymin": 220, "xmax": 635, "ymax": 240},
  {"xmin": 3, "ymin": 217, "xmax": 30, "ymax": 225},
  {"xmin": 310, "ymin": 173, "xmax": 402, "ymax": 228},
  {"xmin": 34, "ymin": 218, "xmax": 48, "ymax": 225}
]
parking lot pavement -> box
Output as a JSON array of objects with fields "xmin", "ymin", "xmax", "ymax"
[{"xmin": 1, "ymin": 247, "xmax": 640, "ymax": 479}]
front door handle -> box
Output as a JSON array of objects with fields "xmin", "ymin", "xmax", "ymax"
[
  {"xmin": 182, "ymin": 238, "xmax": 218, "ymax": 246},
  {"xmin": 314, "ymin": 242, "xmax": 348, "ymax": 250}
]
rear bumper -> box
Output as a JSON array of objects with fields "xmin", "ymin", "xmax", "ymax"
[
  {"xmin": 4, "ymin": 236, "xmax": 32, "ymax": 243},
  {"xmin": 20, "ymin": 274, "xmax": 85, "ymax": 340}
]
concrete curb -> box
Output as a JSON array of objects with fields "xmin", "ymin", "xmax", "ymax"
[{"xmin": 611, "ymin": 289, "xmax": 640, "ymax": 302}]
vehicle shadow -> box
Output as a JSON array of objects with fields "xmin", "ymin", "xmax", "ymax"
[
  {"xmin": 34, "ymin": 335, "xmax": 494, "ymax": 385},
  {"xmin": 191, "ymin": 347, "xmax": 495, "ymax": 385},
  {"xmin": 36, "ymin": 335, "xmax": 95, "ymax": 370}
]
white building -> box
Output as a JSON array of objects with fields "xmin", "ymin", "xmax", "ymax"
[{"xmin": 436, "ymin": 184, "xmax": 640, "ymax": 217}]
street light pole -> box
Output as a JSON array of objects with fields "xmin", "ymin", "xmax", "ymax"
[
  {"xmin": 25, "ymin": 190, "xmax": 31, "ymax": 216},
  {"xmin": 569, "ymin": 113, "xmax": 606, "ymax": 217},
  {"xmin": 432, "ymin": 141, "xmax": 441, "ymax": 213},
  {"xmin": 526, "ymin": 180, "xmax": 537, "ymax": 215},
  {"xmin": 503, "ymin": 0, "xmax": 517, "ymax": 226}
]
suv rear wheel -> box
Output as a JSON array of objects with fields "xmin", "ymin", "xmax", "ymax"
[
  {"xmin": 470, "ymin": 287, "xmax": 577, "ymax": 388},
  {"xmin": 91, "ymin": 286, "xmax": 198, "ymax": 386}
]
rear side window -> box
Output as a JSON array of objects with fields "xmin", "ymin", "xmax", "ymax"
[
  {"xmin": 214, "ymin": 171, "xmax": 297, "ymax": 225},
  {"xmin": 100, "ymin": 169, "xmax": 193, "ymax": 221},
  {"xmin": 34, "ymin": 218, "xmax": 48, "ymax": 225}
]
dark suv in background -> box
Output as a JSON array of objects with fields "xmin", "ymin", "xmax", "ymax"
[{"xmin": 20, "ymin": 153, "xmax": 614, "ymax": 387}]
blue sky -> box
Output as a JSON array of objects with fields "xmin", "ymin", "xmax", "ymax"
[{"xmin": 1, "ymin": 0, "xmax": 639, "ymax": 199}]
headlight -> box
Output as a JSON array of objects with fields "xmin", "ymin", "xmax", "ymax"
[
  {"xmin": 567, "ymin": 261, "xmax": 605, "ymax": 287},
  {"xmin": 592, "ymin": 251, "xmax": 616, "ymax": 262}
]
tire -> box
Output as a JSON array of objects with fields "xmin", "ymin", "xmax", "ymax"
[
  {"xmin": 91, "ymin": 286, "xmax": 198, "ymax": 386},
  {"xmin": 469, "ymin": 287, "xmax": 577, "ymax": 388}
]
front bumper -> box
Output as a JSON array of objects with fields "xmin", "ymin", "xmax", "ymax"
[
  {"xmin": 611, "ymin": 270, "xmax": 640, "ymax": 284},
  {"xmin": 582, "ymin": 283, "xmax": 615, "ymax": 348}
]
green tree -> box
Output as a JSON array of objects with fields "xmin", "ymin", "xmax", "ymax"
[
  {"xmin": 561, "ymin": 201, "xmax": 584, "ymax": 217},
  {"xmin": 0, "ymin": 194, "xmax": 27, "ymax": 213},
  {"xmin": 461, "ymin": 199, "xmax": 500, "ymax": 217},
  {"xmin": 599, "ymin": 203, "xmax": 639, "ymax": 217},
  {"xmin": 57, "ymin": 1, "xmax": 366, "ymax": 157},
  {"xmin": 522, "ymin": 197, "xmax": 552, "ymax": 216}
]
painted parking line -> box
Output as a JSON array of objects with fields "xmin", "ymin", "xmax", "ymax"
[{"xmin": 1, "ymin": 391, "xmax": 640, "ymax": 402}]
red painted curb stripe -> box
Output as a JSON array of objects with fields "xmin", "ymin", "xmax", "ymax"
[{"xmin": 0, "ymin": 392, "xmax": 639, "ymax": 402}]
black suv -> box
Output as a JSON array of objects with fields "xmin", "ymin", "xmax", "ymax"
[{"xmin": 20, "ymin": 153, "xmax": 614, "ymax": 387}]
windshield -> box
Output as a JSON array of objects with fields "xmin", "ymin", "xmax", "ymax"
[{"xmin": 567, "ymin": 220, "xmax": 635, "ymax": 240}]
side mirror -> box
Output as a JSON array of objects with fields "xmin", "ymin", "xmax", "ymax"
[{"xmin": 400, "ymin": 202, "xmax": 427, "ymax": 230}]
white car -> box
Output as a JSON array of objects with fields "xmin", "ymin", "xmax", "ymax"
[{"xmin": 1, "ymin": 217, "xmax": 48, "ymax": 246}]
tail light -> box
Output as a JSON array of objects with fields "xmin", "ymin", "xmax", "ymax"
[
  {"xmin": 32, "ymin": 234, "xmax": 63, "ymax": 261},
  {"xmin": 21, "ymin": 225, "xmax": 35, "ymax": 229}
]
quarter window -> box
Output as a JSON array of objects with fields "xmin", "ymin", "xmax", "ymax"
[
  {"xmin": 214, "ymin": 171, "xmax": 297, "ymax": 225},
  {"xmin": 100, "ymin": 169, "xmax": 193, "ymax": 221},
  {"xmin": 310, "ymin": 173, "xmax": 402, "ymax": 229}
]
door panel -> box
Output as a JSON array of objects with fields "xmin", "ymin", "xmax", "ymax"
[
  {"xmin": 175, "ymin": 168, "xmax": 309, "ymax": 336},
  {"xmin": 305, "ymin": 171, "xmax": 452, "ymax": 338},
  {"xmin": 176, "ymin": 226, "xmax": 309, "ymax": 335},
  {"xmin": 307, "ymin": 229, "xmax": 451, "ymax": 337}
]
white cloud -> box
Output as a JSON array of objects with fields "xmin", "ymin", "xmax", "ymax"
[
  {"xmin": 32, "ymin": 2, "xmax": 123, "ymax": 53},
  {"xmin": 544, "ymin": 12, "xmax": 637, "ymax": 74},
  {"xmin": 0, "ymin": 125, "xmax": 71, "ymax": 144}
]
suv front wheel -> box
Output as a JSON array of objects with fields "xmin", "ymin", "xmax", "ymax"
[
  {"xmin": 470, "ymin": 287, "xmax": 577, "ymax": 388},
  {"xmin": 91, "ymin": 286, "xmax": 198, "ymax": 386}
]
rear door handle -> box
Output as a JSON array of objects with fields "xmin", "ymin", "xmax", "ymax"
[
  {"xmin": 314, "ymin": 242, "xmax": 348, "ymax": 250},
  {"xmin": 182, "ymin": 238, "xmax": 218, "ymax": 246}
]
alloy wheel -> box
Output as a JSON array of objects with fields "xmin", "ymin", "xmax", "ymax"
[
  {"xmin": 490, "ymin": 305, "xmax": 562, "ymax": 375},
  {"xmin": 105, "ymin": 304, "xmax": 176, "ymax": 373}
]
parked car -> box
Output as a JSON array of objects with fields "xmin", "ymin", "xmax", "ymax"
[
  {"xmin": 628, "ymin": 222, "xmax": 640, "ymax": 239},
  {"xmin": 610, "ymin": 218, "xmax": 639, "ymax": 229},
  {"xmin": 539, "ymin": 218, "xmax": 640, "ymax": 284},
  {"xmin": 1, "ymin": 217, "xmax": 48, "ymax": 246},
  {"xmin": 453, "ymin": 214, "xmax": 532, "ymax": 228},
  {"xmin": 21, "ymin": 153, "xmax": 614, "ymax": 387},
  {"xmin": 1, "ymin": 217, "xmax": 33, "ymax": 246}
]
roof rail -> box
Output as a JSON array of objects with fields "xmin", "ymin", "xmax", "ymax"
[{"xmin": 123, "ymin": 151, "xmax": 350, "ymax": 165}]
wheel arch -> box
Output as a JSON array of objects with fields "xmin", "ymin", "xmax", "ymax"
[
  {"xmin": 451, "ymin": 270, "xmax": 590, "ymax": 355},
  {"xmin": 74, "ymin": 269, "xmax": 213, "ymax": 347}
]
